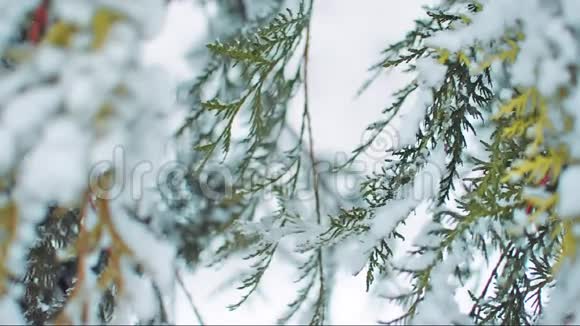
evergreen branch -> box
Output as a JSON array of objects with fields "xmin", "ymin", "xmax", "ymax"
[
  {"xmin": 228, "ymin": 242, "xmax": 277, "ymax": 310},
  {"xmin": 366, "ymin": 239, "xmax": 397, "ymax": 292},
  {"xmin": 278, "ymin": 253, "xmax": 318, "ymax": 324}
]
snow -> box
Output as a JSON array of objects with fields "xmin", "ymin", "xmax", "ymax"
[
  {"xmin": 411, "ymin": 269, "xmax": 471, "ymax": 325},
  {"xmin": 6, "ymin": 241, "xmax": 29, "ymax": 275},
  {"xmin": 415, "ymin": 57, "xmax": 447, "ymax": 89},
  {"xmin": 426, "ymin": 0, "xmax": 521, "ymax": 53},
  {"xmin": 283, "ymin": 37, "xmax": 306, "ymax": 81},
  {"xmin": 16, "ymin": 119, "xmax": 89, "ymax": 206},
  {"xmin": 34, "ymin": 46, "xmax": 67, "ymax": 77},
  {"xmin": 61, "ymin": 57, "xmax": 122, "ymax": 120},
  {"xmin": 537, "ymin": 58, "xmax": 569, "ymax": 96},
  {"xmin": 0, "ymin": 297, "xmax": 25, "ymax": 325},
  {"xmin": 119, "ymin": 258, "xmax": 160, "ymax": 321},
  {"xmin": 544, "ymin": 20, "xmax": 578, "ymax": 63},
  {"xmin": 413, "ymin": 147, "xmax": 444, "ymax": 199},
  {"xmin": 371, "ymin": 199, "xmax": 415, "ymax": 239},
  {"xmin": 0, "ymin": 127, "xmax": 15, "ymax": 175},
  {"xmin": 564, "ymin": 85, "xmax": 580, "ymax": 158},
  {"xmin": 3, "ymin": 0, "xmax": 580, "ymax": 324},
  {"xmin": 340, "ymin": 236, "xmax": 375, "ymax": 276},
  {"xmin": 388, "ymin": 55, "xmax": 449, "ymax": 150},
  {"xmin": 0, "ymin": 1, "xmax": 177, "ymax": 322},
  {"xmin": 0, "ymin": 67, "xmax": 35, "ymax": 102},
  {"xmin": 543, "ymin": 259, "xmax": 580, "ymax": 324},
  {"xmin": 126, "ymin": 66, "xmax": 175, "ymax": 114},
  {"xmin": 99, "ymin": 0, "xmax": 165, "ymax": 39},
  {"xmin": 2, "ymin": 85, "xmax": 63, "ymax": 144},
  {"xmin": 0, "ymin": 0, "xmax": 39, "ymax": 53},
  {"xmin": 63, "ymin": 74, "xmax": 104, "ymax": 118},
  {"xmin": 16, "ymin": 141, "xmax": 85, "ymax": 204},
  {"xmin": 399, "ymin": 251, "xmax": 437, "ymax": 271},
  {"xmin": 52, "ymin": 0, "xmax": 95, "ymax": 26},
  {"xmin": 393, "ymin": 87, "xmax": 430, "ymax": 149},
  {"xmin": 562, "ymin": 0, "xmax": 580, "ymax": 26},
  {"xmin": 199, "ymin": 69, "xmax": 222, "ymax": 102},
  {"xmin": 113, "ymin": 208, "xmax": 176, "ymax": 291},
  {"xmin": 347, "ymin": 146, "xmax": 446, "ymax": 277},
  {"xmin": 89, "ymin": 129, "xmax": 127, "ymax": 166},
  {"xmin": 557, "ymin": 166, "xmax": 580, "ymax": 218},
  {"xmin": 101, "ymin": 23, "xmax": 138, "ymax": 66},
  {"xmin": 425, "ymin": 32, "xmax": 462, "ymax": 54}
]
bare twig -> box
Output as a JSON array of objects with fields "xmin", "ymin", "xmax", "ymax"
[
  {"xmin": 469, "ymin": 251, "xmax": 507, "ymax": 319},
  {"xmin": 176, "ymin": 270, "xmax": 205, "ymax": 325},
  {"xmin": 303, "ymin": 1, "xmax": 326, "ymax": 323}
]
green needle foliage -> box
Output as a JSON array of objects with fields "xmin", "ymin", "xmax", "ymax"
[
  {"xmin": 187, "ymin": 0, "xmax": 578, "ymax": 324},
  {"xmin": 5, "ymin": 0, "xmax": 579, "ymax": 324},
  {"xmin": 176, "ymin": 0, "xmax": 358, "ymax": 324}
]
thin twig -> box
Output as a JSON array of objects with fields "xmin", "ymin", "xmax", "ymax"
[
  {"xmin": 302, "ymin": 1, "xmax": 326, "ymax": 323},
  {"xmin": 469, "ymin": 250, "xmax": 507, "ymax": 319},
  {"xmin": 303, "ymin": 0, "xmax": 320, "ymax": 225},
  {"xmin": 152, "ymin": 282, "xmax": 169, "ymax": 324},
  {"xmin": 176, "ymin": 270, "xmax": 205, "ymax": 325}
]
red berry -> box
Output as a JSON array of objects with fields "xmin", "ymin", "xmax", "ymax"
[
  {"xmin": 525, "ymin": 203, "xmax": 533, "ymax": 215},
  {"xmin": 539, "ymin": 173, "xmax": 550, "ymax": 186},
  {"xmin": 27, "ymin": 0, "xmax": 49, "ymax": 44}
]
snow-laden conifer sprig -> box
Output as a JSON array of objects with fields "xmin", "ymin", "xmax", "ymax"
[
  {"xmin": 171, "ymin": 2, "xmax": 317, "ymax": 275},
  {"xmin": 330, "ymin": 0, "xmax": 580, "ymax": 324},
  {"xmin": 177, "ymin": 1, "xmax": 363, "ymax": 323},
  {"xmin": 183, "ymin": 1, "xmax": 311, "ymax": 173},
  {"xmin": 309, "ymin": 1, "xmax": 492, "ymax": 303}
]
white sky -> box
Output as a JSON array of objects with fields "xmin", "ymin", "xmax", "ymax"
[{"xmin": 144, "ymin": 1, "xmax": 432, "ymax": 324}]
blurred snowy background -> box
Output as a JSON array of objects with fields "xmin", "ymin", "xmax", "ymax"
[{"xmin": 144, "ymin": 1, "xmax": 431, "ymax": 324}]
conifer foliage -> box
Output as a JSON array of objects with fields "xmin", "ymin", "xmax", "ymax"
[{"xmin": 3, "ymin": 0, "xmax": 580, "ymax": 325}]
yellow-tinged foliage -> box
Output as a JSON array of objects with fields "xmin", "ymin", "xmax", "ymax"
[
  {"xmin": 457, "ymin": 51, "xmax": 471, "ymax": 66},
  {"xmin": 552, "ymin": 220, "xmax": 579, "ymax": 273},
  {"xmin": 42, "ymin": 7, "xmax": 123, "ymax": 50},
  {"xmin": 504, "ymin": 147, "xmax": 568, "ymax": 184},
  {"xmin": 4, "ymin": 5, "xmax": 138, "ymax": 322},
  {"xmin": 497, "ymin": 84, "xmax": 578, "ymax": 270},
  {"xmin": 92, "ymin": 8, "xmax": 124, "ymax": 50},
  {"xmin": 525, "ymin": 193, "xmax": 558, "ymax": 221},
  {"xmin": 477, "ymin": 37, "xmax": 519, "ymax": 72},
  {"xmin": 496, "ymin": 87, "xmax": 554, "ymax": 154},
  {"xmin": 435, "ymin": 49, "xmax": 470, "ymax": 67},
  {"xmin": 0, "ymin": 203, "xmax": 18, "ymax": 296},
  {"xmin": 495, "ymin": 88, "xmax": 537, "ymax": 119},
  {"xmin": 562, "ymin": 221, "xmax": 577, "ymax": 260},
  {"xmin": 44, "ymin": 21, "xmax": 76, "ymax": 47},
  {"xmin": 437, "ymin": 48, "xmax": 450, "ymax": 64}
]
